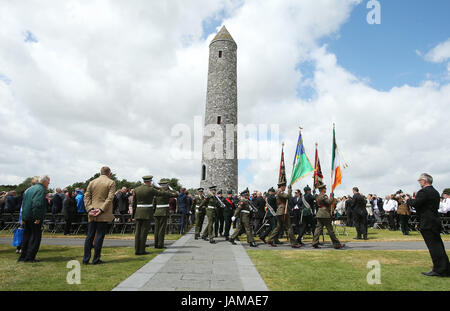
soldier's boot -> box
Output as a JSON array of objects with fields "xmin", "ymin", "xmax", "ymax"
[
  {"xmin": 268, "ymin": 241, "xmax": 277, "ymax": 247},
  {"xmin": 291, "ymin": 243, "xmax": 302, "ymax": 249},
  {"xmin": 229, "ymin": 238, "xmax": 237, "ymax": 245},
  {"xmin": 275, "ymin": 240, "xmax": 283, "ymax": 245},
  {"xmin": 195, "ymin": 234, "xmax": 199, "ymax": 240},
  {"xmin": 209, "ymin": 238, "xmax": 216, "ymax": 244},
  {"xmin": 260, "ymin": 236, "xmax": 267, "ymax": 244},
  {"xmin": 249, "ymin": 242, "xmax": 258, "ymax": 247},
  {"xmin": 225, "ymin": 236, "xmax": 229, "ymax": 241},
  {"xmin": 202, "ymin": 236, "xmax": 208, "ymax": 241}
]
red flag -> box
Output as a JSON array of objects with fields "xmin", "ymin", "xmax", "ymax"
[{"xmin": 313, "ymin": 143, "xmax": 324, "ymax": 191}]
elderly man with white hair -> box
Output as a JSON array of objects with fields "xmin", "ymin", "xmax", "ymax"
[{"xmin": 18, "ymin": 175, "xmax": 50, "ymax": 263}]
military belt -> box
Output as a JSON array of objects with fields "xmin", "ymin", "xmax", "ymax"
[
  {"xmin": 137, "ymin": 204, "xmax": 152, "ymax": 208},
  {"xmin": 207, "ymin": 206, "xmax": 216, "ymax": 209},
  {"xmin": 156, "ymin": 204, "xmax": 169, "ymax": 209},
  {"xmin": 240, "ymin": 210, "xmax": 250, "ymax": 214}
]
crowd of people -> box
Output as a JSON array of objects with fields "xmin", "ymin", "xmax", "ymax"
[{"xmin": 2, "ymin": 169, "xmax": 449, "ymax": 277}]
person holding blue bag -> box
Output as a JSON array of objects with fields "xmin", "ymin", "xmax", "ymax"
[
  {"xmin": 18, "ymin": 175, "xmax": 50, "ymax": 263},
  {"xmin": 13, "ymin": 176, "xmax": 40, "ymax": 254}
]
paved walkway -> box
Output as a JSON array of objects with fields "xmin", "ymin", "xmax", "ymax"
[{"xmin": 112, "ymin": 228, "xmax": 268, "ymax": 291}]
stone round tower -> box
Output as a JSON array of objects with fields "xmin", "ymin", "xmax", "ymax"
[{"xmin": 200, "ymin": 26, "xmax": 238, "ymax": 194}]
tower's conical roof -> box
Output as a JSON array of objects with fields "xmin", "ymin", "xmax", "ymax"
[{"xmin": 210, "ymin": 25, "xmax": 236, "ymax": 45}]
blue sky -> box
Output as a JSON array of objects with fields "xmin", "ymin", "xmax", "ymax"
[{"xmin": 323, "ymin": 0, "xmax": 450, "ymax": 91}]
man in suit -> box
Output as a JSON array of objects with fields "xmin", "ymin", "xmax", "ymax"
[
  {"xmin": 351, "ymin": 187, "xmax": 368, "ymax": 240},
  {"xmin": 407, "ymin": 173, "xmax": 450, "ymax": 277},
  {"xmin": 252, "ymin": 191, "xmax": 266, "ymax": 235},
  {"xmin": 82, "ymin": 166, "xmax": 116, "ymax": 265},
  {"xmin": 177, "ymin": 188, "xmax": 188, "ymax": 234},
  {"xmin": 289, "ymin": 189, "xmax": 302, "ymax": 234}
]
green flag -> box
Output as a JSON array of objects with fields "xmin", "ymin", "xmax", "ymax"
[{"xmin": 290, "ymin": 130, "xmax": 314, "ymax": 186}]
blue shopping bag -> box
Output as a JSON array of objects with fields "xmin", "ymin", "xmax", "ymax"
[{"xmin": 12, "ymin": 228, "xmax": 24, "ymax": 247}]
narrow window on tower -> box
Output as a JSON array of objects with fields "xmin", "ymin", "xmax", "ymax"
[
  {"xmin": 202, "ymin": 165, "xmax": 206, "ymax": 181},
  {"xmin": 218, "ymin": 51, "xmax": 222, "ymax": 58},
  {"xmin": 217, "ymin": 116, "xmax": 221, "ymax": 124}
]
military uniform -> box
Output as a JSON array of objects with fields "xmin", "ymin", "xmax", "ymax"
[
  {"xmin": 223, "ymin": 190, "xmax": 236, "ymax": 240},
  {"xmin": 199, "ymin": 186, "xmax": 221, "ymax": 243},
  {"xmin": 267, "ymin": 184, "xmax": 301, "ymax": 248},
  {"xmin": 296, "ymin": 185, "xmax": 316, "ymax": 244},
  {"xmin": 133, "ymin": 176, "xmax": 160, "ymax": 255},
  {"xmin": 312, "ymin": 185, "xmax": 344, "ymax": 249},
  {"xmin": 153, "ymin": 179, "xmax": 177, "ymax": 249},
  {"xmin": 260, "ymin": 188, "xmax": 280, "ymax": 243},
  {"xmin": 193, "ymin": 189, "xmax": 206, "ymax": 239},
  {"xmin": 230, "ymin": 189, "xmax": 257, "ymax": 247}
]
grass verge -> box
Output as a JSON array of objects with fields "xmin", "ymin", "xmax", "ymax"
[{"xmin": 247, "ymin": 249, "xmax": 450, "ymax": 291}]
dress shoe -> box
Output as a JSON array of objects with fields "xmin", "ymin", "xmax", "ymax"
[
  {"xmin": 135, "ymin": 251, "xmax": 150, "ymax": 255},
  {"xmin": 93, "ymin": 260, "xmax": 106, "ymax": 265},
  {"xmin": 195, "ymin": 236, "xmax": 199, "ymax": 240},
  {"xmin": 268, "ymin": 241, "xmax": 277, "ymax": 247},
  {"xmin": 312, "ymin": 244, "xmax": 320, "ymax": 249},
  {"xmin": 421, "ymin": 271, "xmax": 444, "ymax": 277},
  {"xmin": 260, "ymin": 237, "xmax": 267, "ymax": 244},
  {"xmin": 202, "ymin": 236, "xmax": 208, "ymax": 241},
  {"xmin": 291, "ymin": 244, "xmax": 302, "ymax": 249},
  {"xmin": 363, "ymin": 237, "xmax": 368, "ymax": 240},
  {"xmin": 249, "ymin": 242, "xmax": 258, "ymax": 247},
  {"xmin": 353, "ymin": 237, "xmax": 362, "ymax": 240},
  {"xmin": 334, "ymin": 244, "xmax": 346, "ymax": 249},
  {"xmin": 82, "ymin": 261, "xmax": 90, "ymax": 265},
  {"xmin": 209, "ymin": 239, "xmax": 216, "ymax": 244},
  {"xmin": 17, "ymin": 257, "xmax": 25, "ymax": 262},
  {"xmin": 229, "ymin": 238, "xmax": 237, "ymax": 245},
  {"xmin": 225, "ymin": 236, "xmax": 229, "ymax": 241},
  {"xmin": 25, "ymin": 259, "xmax": 41, "ymax": 263}
]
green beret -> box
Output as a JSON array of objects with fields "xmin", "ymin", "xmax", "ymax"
[{"xmin": 304, "ymin": 185, "xmax": 311, "ymax": 192}]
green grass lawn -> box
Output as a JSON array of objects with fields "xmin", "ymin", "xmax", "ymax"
[
  {"xmin": 0, "ymin": 244, "xmax": 163, "ymax": 291},
  {"xmin": 0, "ymin": 230, "xmax": 186, "ymax": 241},
  {"xmin": 248, "ymin": 249, "xmax": 450, "ymax": 291},
  {"xmin": 275, "ymin": 227, "xmax": 450, "ymax": 243}
]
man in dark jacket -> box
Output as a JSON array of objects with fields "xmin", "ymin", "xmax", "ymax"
[
  {"xmin": 351, "ymin": 187, "xmax": 368, "ymax": 240},
  {"xmin": 117, "ymin": 187, "xmax": 130, "ymax": 215},
  {"xmin": 296, "ymin": 185, "xmax": 315, "ymax": 245},
  {"xmin": 51, "ymin": 188, "xmax": 64, "ymax": 214},
  {"xmin": 407, "ymin": 173, "xmax": 450, "ymax": 277},
  {"xmin": 289, "ymin": 190, "xmax": 302, "ymax": 234},
  {"xmin": 177, "ymin": 188, "xmax": 188, "ymax": 234},
  {"xmin": 18, "ymin": 175, "xmax": 50, "ymax": 263},
  {"xmin": 252, "ymin": 192, "xmax": 266, "ymax": 235}
]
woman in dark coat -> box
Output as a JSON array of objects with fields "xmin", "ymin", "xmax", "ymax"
[{"xmin": 62, "ymin": 190, "xmax": 76, "ymax": 235}]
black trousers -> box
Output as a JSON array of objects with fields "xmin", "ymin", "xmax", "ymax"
[
  {"xmin": 19, "ymin": 220, "xmax": 42, "ymax": 261},
  {"xmin": 297, "ymin": 215, "xmax": 315, "ymax": 242},
  {"xmin": 252, "ymin": 217, "xmax": 264, "ymax": 236},
  {"xmin": 214, "ymin": 208, "xmax": 224, "ymax": 236},
  {"xmin": 388, "ymin": 211, "xmax": 397, "ymax": 230},
  {"xmin": 291, "ymin": 210, "xmax": 301, "ymax": 234},
  {"xmin": 399, "ymin": 214, "xmax": 410, "ymax": 235},
  {"xmin": 421, "ymin": 228, "xmax": 450, "ymax": 275},
  {"xmin": 83, "ymin": 221, "xmax": 107, "ymax": 264},
  {"xmin": 64, "ymin": 216, "xmax": 73, "ymax": 235},
  {"xmin": 353, "ymin": 213, "xmax": 368, "ymax": 238}
]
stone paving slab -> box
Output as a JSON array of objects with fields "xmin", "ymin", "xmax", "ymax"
[{"xmin": 113, "ymin": 220, "xmax": 268, "ymax": 291}]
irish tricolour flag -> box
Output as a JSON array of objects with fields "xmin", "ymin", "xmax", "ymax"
[{"xmin": 331, "ymin": 124, "xmax": 342, "ymax": 192}]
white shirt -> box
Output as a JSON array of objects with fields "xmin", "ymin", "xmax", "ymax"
[
  {"xmin": 383, "ymin": 199, "xmax": 397, "ymax": 212},
  {"xmin": 439, "ymin": 198, "xmax": 450, "ymax": 213},
  {"xmin": 373, "ymin": 199, "xmax": 378, "ymax": 210}
]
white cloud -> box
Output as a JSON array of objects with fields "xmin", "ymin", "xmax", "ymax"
[
  {"xmin": 423, "ymin": 38, "xmax": 450, "ymax": 63},
  {"xmin": 1, "ymin": 0, "xmax": 449, "ymax": 198}
]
